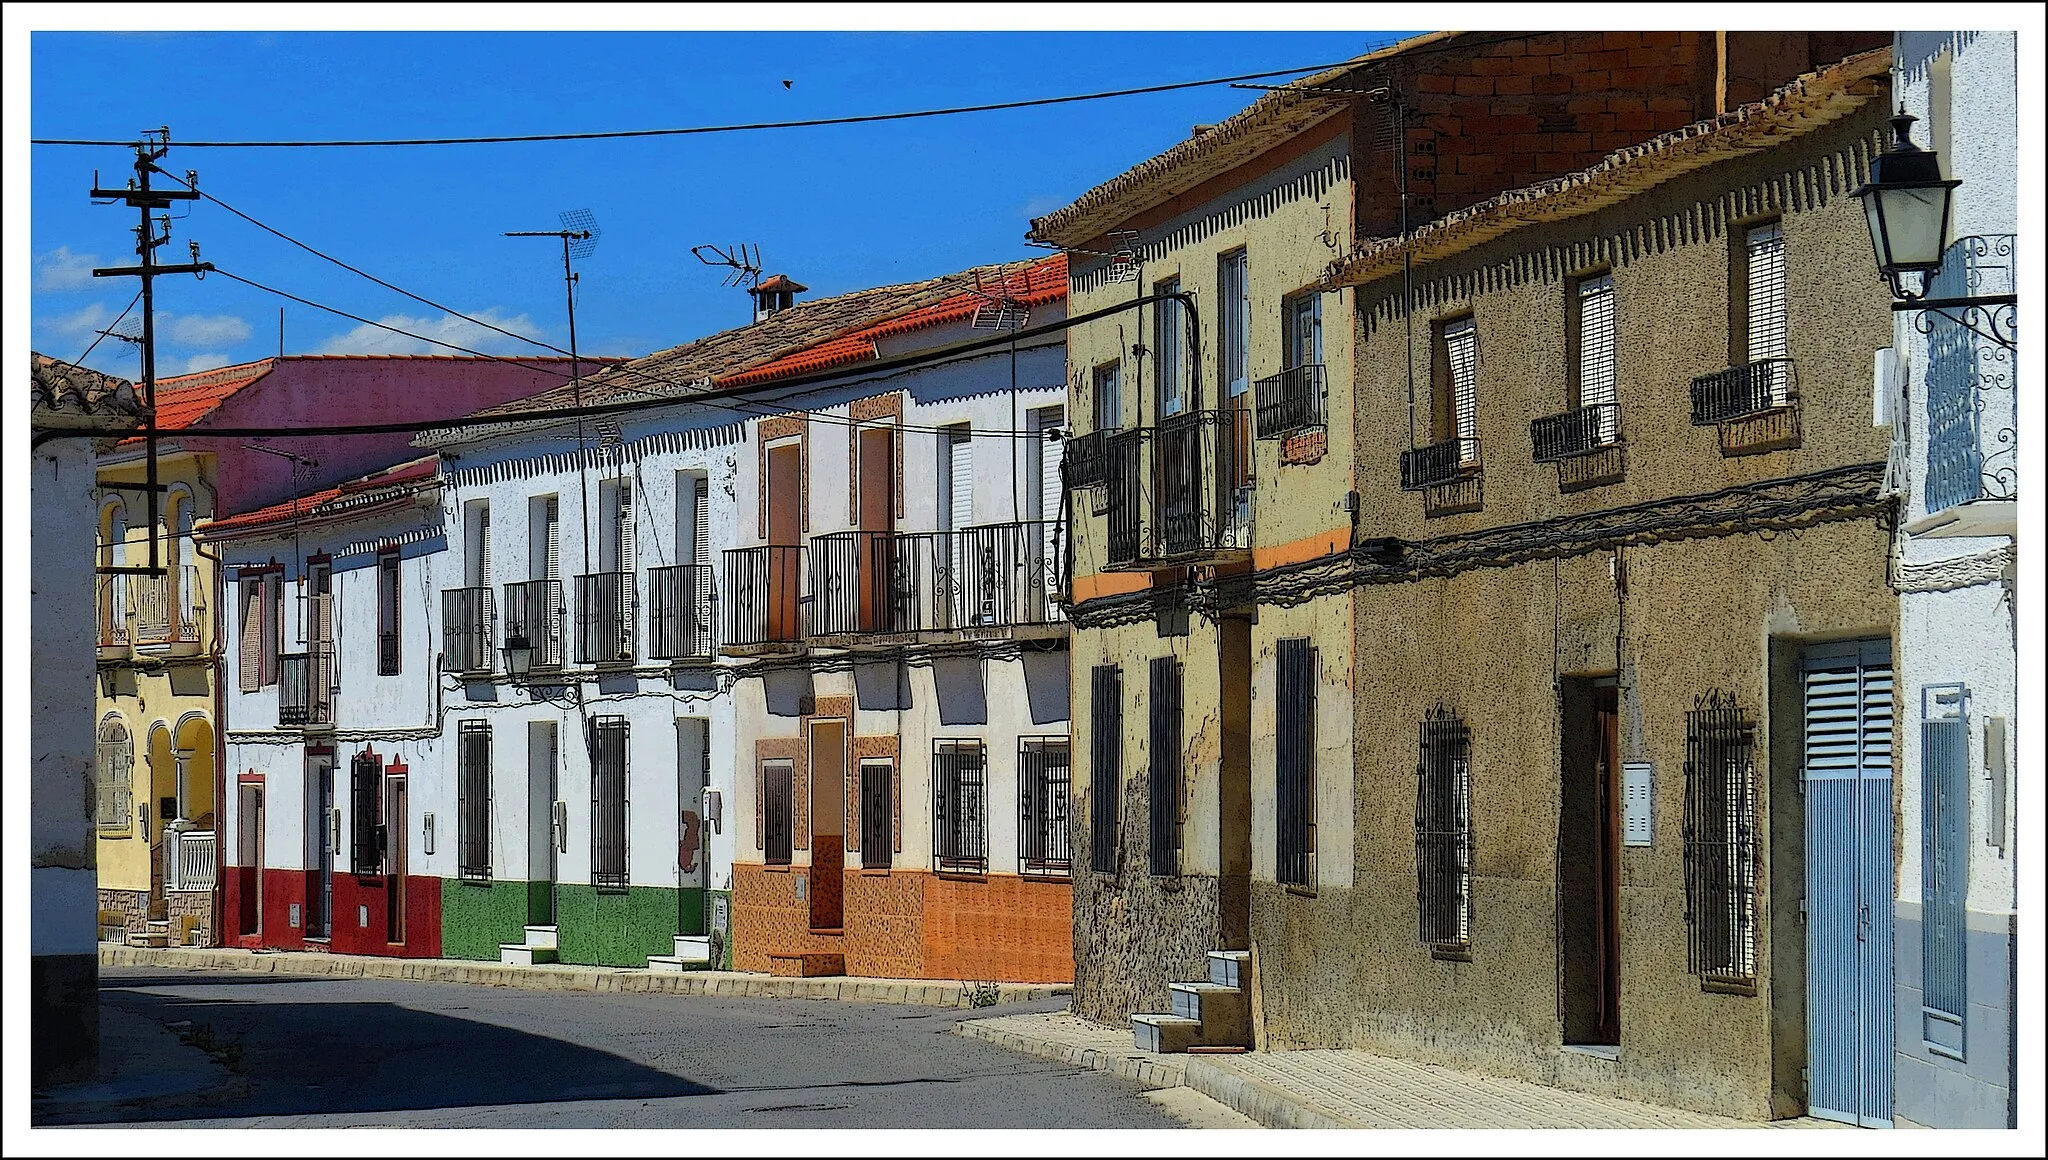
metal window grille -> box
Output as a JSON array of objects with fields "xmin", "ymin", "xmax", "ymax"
[
  {"xmin": 575, "ymin": 571, "xmax": 637, "ymax": 664},
  {"xmin": 1155, "ymin": 279, "xmax": 1184, "ymax": 418},
  {"xmin": 456, "ymin": 721, "xmax": 491, "ymax": 880},
  {"xmin": 1276, "ymin": 639, "xmax": 1317, "ymax": 887},
  {"xmin": 721, "ymin": 545, "xmax": 804, "ymax": 646},
  {"xmin": 1415, "ymin": 705, "xmax": 1472, "ymax": 949},
  {"xmin": 377, "ymin": 552, "xmax": 401, "ymax": 675},
  {"xmin": 95, "ymin": 726, "xmax": 134, "ymax": 832},
  {"xmin": 1683, "ymin": 691, "xmax": 1759, "ymax": 989},
  {"xmin": 1254, "ymin": 363, "xmax": 1327, "ymax": 439},
  {"xmin": 1531, "ymin": 403, "xmax": 1623, "ymax": 461},
  {"xmin": 1019, "ymin": 738, "xmax": 1072, "ymax": 873},
  {"xmin": 589, "ymin": 715, "xmax": 629, "ymax": 889},
  {"xmin": 860, "ymin": 760, "xmax": 893, "ymax": 867},
  {"xmin": 648, "ymin": 564, "xmax": 715, "ymax": 659},
  {"xmin": 1691, "ymin": 359, "xmax": 1798, "ymax": 424},
  {"xmin": 1921, "ymin": 684, "xmax": 1969, "ymax": 1030},
  {"xmin": 934, "ymin": 740, "xmax": 987, "ymax": 870},
  {"xmin": 351, "ymin": 752, "xmax": 384, "ymax": 875},
  {"xmin": 1574, "ymin": 274, "xmax": 1618, "ymax": 443},
  {"xmin": 1093, "ymin": 363, "xmax": 1122, "ymax": 433},
  {"xmin": 1089, "ymin": 665, "xmax": 1122, "ymax": 874},
  {"xmin": 1148, "ymin": 656, "xmax": 1183, "ymax": 876},
  {"xmin": 762, "ymin": 761, "xmax": 793, "ymax": 865},
  {"xmin": 502, "ymin": 579, "xmax": 565, "ymax": 668},
  {"xmin": 441, "ymin": 586, "xmax": 497, "ymax": 674}
]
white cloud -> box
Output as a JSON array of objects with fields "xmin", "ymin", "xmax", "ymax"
[
  {"xmin": 40, "ymin": 301, "xmax": 117, "ymax": 342},
  {"xmin": 165, "ymin": 352, "xmax": 234, "ymax": 376},
  {"xmin": 36, "ymin": 246, "xmax": 101, "ymax": 292},
  {"xmin": 161, "ymin": 312, "xmax": 253, "ymax": 348},
  {"xmin": 316, "ymin": 308, "xmax": 544, "ymax": 356}
]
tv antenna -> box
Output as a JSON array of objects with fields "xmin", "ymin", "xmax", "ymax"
[
  {"xmin": 1105, "ymin": 230, "xmax": 1142, "ymax": 284},
  {"xmin": 691, "ymin": 242, "xmax": 764, "ymax": 288},
  {"xmin": 507, "ymin": 208, "xmax": 602, "ymax": 575},
  {"xmin": 968, "ymin": 266, "xmax": 1034, "ymax": 331}
]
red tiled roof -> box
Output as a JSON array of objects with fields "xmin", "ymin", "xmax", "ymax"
[
  {"xmin": 201, "ymin": 454, "xmax": 439, "ymax": 536},
  {"xmin": 149, "ymin": 358, "xmax": 277, "ymax": 432},
  {"xmin": 718, "ymin": 254, "xmax": 1067, "ymax": 388}
]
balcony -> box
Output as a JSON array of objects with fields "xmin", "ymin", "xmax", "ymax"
[
  {"xmin": 1530, "ymin": 403, "xmax": 1622, "ymax": 462},
  {"xmin": 807, "ymin": 522, "xmax": 1064, "ymax": 643},
  {"xmin": 501, "ymin": 579, "xmax": 566, "ymax": 670},
  {"xmin": 1911, "ymin": 234, "xmax": 2017, "ymax": 538},
  {"xmin": 575, "ymin": 571, "xmax": 637, "ymax": 665},
  {"xmin": 1062, "ymin": 429, "xmax": 1111, "ymax": 490},
  {"xmin": 1254, "ymin": 363, "xmax": 1327, "ymax": 439},
  {"xmin": 97, "ymin": 574, "xmax": 131, "ymax": 659},
  {"xmin": 164, "ymin": 826, "xmax": 217, "ymax": 893},
  {"xmin": 279, "ymin": 649, "xmax": 334, "ymax": 728},
  {"xmin": 1400, "ymin": 437, "xmax": 1481, "ymax": 492},
  {"xmin": 1690, "ymin": 358, "xmax": 1796, "ymax": 425},
  {"xmin": 648, "ymin": 564, "xmax": 715, "ymax": 660},
  {"xmin": 721, "ymin": 546, "xmax": 805, "ymax": 649},
  {"xmin": 132, "ymin": 565, "xmax": 204, "ymax": 654},
  {"xmin": 441, "ymin": 586, "xmax": 497, "ymax": 675},
  {"xmin": 1103, "ymin": 409, "xmax": 1253, "ymax": 570}
]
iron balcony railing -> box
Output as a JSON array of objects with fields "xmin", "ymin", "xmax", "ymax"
[
  {"xmin": 647, "ymin": 564, "xmax": 715, "ymax": 660},
  {"xmin": 721, "ymin": 545, "xmax": 805, "ymax": 646},
  {"xmin": 1691, "ymin": 358, "xmax": 1797, "ymax": 425},
  {"xmin": 1104, "ymin": 409, "xmax": 1254, "ymax": 568},
  {"xmin": 1254, "ymin": 363, "xmax": 1327, "ymax": 439},
  {"xmin": 808, "ymin": 522, "xmax": 1064, "ymax": 638},
  {"xmin": 97, "ymin": 574, "xmax": 131, "ymax": 648},
  {"xmin": 1530, "ymin": 402, "xmax": 1622, "ymax": 462},
  {"xmin": 575, "ymin": 571, "xmax": 637, "ymax": 665},
  {"xmin": 1924, "ymin": 234, "xmax": 2018, "ymax": 513},
  {"xmin": 1400, "ymin": 437, "xmax": 1482, "ymax": 491},
  {"xmin": 501, "ymin": 579, "xmax": 566, "ymax": 669},
  {"xmin": 1062, "ymin": 429, "xmax": 1111, "ymax": 490},
  {"xmin": 132, "ymin": 564, "xmax": 203, "ymax": 645},
  {"xmin": 278, "ymin": 648, "xmax": 334, "ymax": 727},
  {"xmin": 441, "ymin": 586, "xmax": 497, "ymax": 674}
]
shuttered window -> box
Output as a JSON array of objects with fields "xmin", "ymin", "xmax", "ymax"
[
  {"xmin": 1092, "ymin": 363, "xmax": 1122, "ymax": 432},
  {"xmin": 465, "ymin": 501, "xmax": 492, "ymax": 588},
  {"xmin": 377, "ymin": 551, "xmax": 401, "ymax": 675},
  {"xmin": 1219, "ymin": 248, "xmax": 1251, "ymax": 398},
  {"xmin": 95, "ymin": 722, "xmax": 135, "ymax": 832},
  {"xmin": 456, "ymin": 721, "xmax": 491, "ymax": 880},
  {"xmin": 1443, "ymin": 317, "xmax": 1479, "ymax": 461},
  {"xmin": 1019, "ymin": 738, "xmax": 1072, "ymax": 873},
  {"xmin": 1573, "ymin": 273, "xmax": 1618, "ymax": 443},
  {"xmin": 590, "ymin": 716, "xmax": 629, "ymax": 890},
  {"xmin": 690, "ymin": 477, "xmax": 709, "ymax": 568},
  {"xmin": 1684, "ymin": 691, "xmax": 1760, "ymax": 990},
  {"xmin": 934, "ymin": 740, "xmax": 987, "ymax": 871},
  {"xmin": 1155, "ymin": 278, "xmax": 1184, "ymax": 417},
  {"xmin": 615, "ymin": 482, "xmax": 636, "ymax": 573},
  {"xmin": 859, "ymin": 760, "xmax": 893, "ymax": 868},
  {"xmin": 259, "ymin": 573, "xmax": 282, "ymax": 687},
  {"xmin": 545, "ymin": 497, "xmax": 562, "ymax": 579},
  {"xmin": 238, "ymin": 577, "xmax": 264, "ymax": 692},
  {"xmin": 1744, "ymin": 222, "xmax": 1791, "ymax": 405},
  {"xmin": 351, "ymin": 752, "xmax": 384, "ymax": 875},
  {"xmin": 1285, "ymin": 290, "xmax": 1323, "ymax": 369},
  {"xmin": 1276, "ymin": 639, "xmax": 1316, "ymax": 887},
  {"xmin": 1148, "ymin": 656, "xmax": 1183, "ymax": 877},
  {"xmin": 1415, "ymin": 705, "xmax": 1472, "ymax": 951},
  {"xmin": 762, "ymin": 760, "xmax": 793, "ymax": 865},
  {"xmin": 1089, "ymin": 665, "xmax": 1122, "ymax": 874},
  {"xmin": 941, "ymin": 427, "xmax": 973, "ymax": 532},
  {"xmin": 1921, "ymin": 683, "xmax": 1969, "ymax": 1036}
]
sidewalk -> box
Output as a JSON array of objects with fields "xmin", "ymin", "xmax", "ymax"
[
  {"xmin": 955, "ymin": 1011, "xmax": 1849, "ymax": 1130},
  {"xmin": 101, "ymin": 944, "xmax": 1069, "ymax": 1008},
  {"xmin": 32, "ymin": 1005, "xmax": 245, "ymax": 1122}
]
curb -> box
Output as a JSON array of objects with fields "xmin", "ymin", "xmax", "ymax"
[
  {"xmin": 1180, "ymin": 1058, "xmax": 1358, "ymax": 1130},
  {"xmin": 101, "ymin": 945, "xmax": 1070, "ymax": 1009},
  {"xmin": 953, "ymin": 1018, "xmax": 1187, "ymax": 1091}
]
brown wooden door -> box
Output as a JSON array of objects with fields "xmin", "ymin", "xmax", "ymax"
[
  {"xmin": 767, "ymin": 442, "xmax": 803, "ymax": 640},
  {"xmin": 857, "ymin": 428, "xmax": 895, "ymax": 631},
  {"xmin": 808, "ymin": 721, "xmax": 846, "ymax": 931},
  {"xmin": 1592, "ymin": 687, "xmax": 1623, "ymax": 1045}
]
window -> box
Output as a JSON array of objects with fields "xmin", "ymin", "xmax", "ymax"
[
  {"xmin": 1148, "ymin": 656, "xmax": 1183, "ymax": 877},
  {"xmin": 1921, "ymin": 683, "xmax": 1969, "ymax": 1042},
  {"xmin": 939, "ymin": 425, "xmax": 973, "ymax": 532},
  {"xmin": 1089, "ymin": 665, "xmax": 1122, "ymax": 874},
  {"xmin": 1415, "ymin": 705, "xmax": 1472, "ymax": 953},
  {"xmin": 531, "ymin": 494, "xmax": 562, "ymax": 579},
  {"xmin": 456, "ymin": 721, "xmax": 491, "ymax": 880},
  {"xmin": 1284, "ymin": 291, "xmax": 1323, "ymax": 370},
  {"xmin": 1019, "ymin": 738, "xmax": 1072, "ymax": 874},
  {"xmin": 762, "ymin": 759, "xmax": 794, "ymax": 865},
  {"xmin": 95, "ymin": 720, "xmax": 134, "ymax": 834},
  {"xmin": 933, "ymin": 740, "xmax": 987, "ymax": 871},
  {"xmin": 1154, "ymin": 278, "xmax": 1184, "ymax": 418},
  {"xmin": 351, "ymin": 751, "xmax": 385, "ymax": 875},
  {"xmin": 1433, "ymin": 315, "xmax": 1479, "ymax": 462},
  {"xmin": 238, "ymin": 571, "xmax": 283, "ymax": 691},
  {"xmin": 1683, "ymin": 691, "xmax": 1759, "ymax": 991},
  {"xmin": 1275, "ymin": 639, "xmax": 1317, "ymax": 888},
  {"xmin": 859, "ymin": 760, "xmax": 894, "ymax": 868},
  {"xmin": 1219, "ymin": 249, "xmax": 1251, "ymax": 399},
  {"xmin": 590, "ymin": 715, "xmax": 628, "ymax": 890},
  {"xmin": 377, "ymin": 550, "xmax": 401, "ymax": 675},
  {"xmin": 1092, "ymin": 362, "xmax": 1122, "ymax": 433},
  {"xmin": 598, "ymin": 479, "xmax": 635, "ymax": 575},
  {"xmin": 464, "ymin": 500, "xmax": 492, "ymax": 588},
  {"xmin": 1740, "ymin": 221, "xmax": 1791, "ymax": 406},
  {"xmin": 1570, "ymin": 273, "xmax": 1618, "ymax": 443}
]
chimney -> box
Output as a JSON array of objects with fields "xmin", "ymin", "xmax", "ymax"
[{"xmin": 748, "ymin": 274, "xmax": 807, "ymax": 323}]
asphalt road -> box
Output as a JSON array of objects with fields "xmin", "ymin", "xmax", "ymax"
[{"xmin": 65, "ymin": 967, "xmax": 1190, "ymax": 1129}]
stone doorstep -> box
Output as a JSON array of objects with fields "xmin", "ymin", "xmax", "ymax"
[{"xmin": 99, "ymin": 945, "xmax": 1069, "ymax": 1011}]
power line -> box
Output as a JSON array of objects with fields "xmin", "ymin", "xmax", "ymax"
[
  {"xmin": 31, "ymin": 54, "xmax": 1405, "ymax": 149},
  {"xmin": 62, "ymin": 289, "xmax": 143, "ymax": 373}
]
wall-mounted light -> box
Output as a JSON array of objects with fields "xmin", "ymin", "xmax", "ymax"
[{"xmin": 1852, "ymin": 109, "xmax": 1960, "ymax": 302}]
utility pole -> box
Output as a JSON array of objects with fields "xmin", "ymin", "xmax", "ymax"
[
  {"xmin": 91, "ymin": 127, "xmax": 215, "ymax": 577},
  {"xmin": 507, "ymin": 211, "xmax": 600, "ymax": 575}
]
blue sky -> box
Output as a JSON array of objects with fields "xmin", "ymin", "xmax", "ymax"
[{"xmin": 29, "ymin": 30, "xmax": 1417, "ymax": 377}]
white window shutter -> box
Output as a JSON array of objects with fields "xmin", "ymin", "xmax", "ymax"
[
  {"xmin": 1036, "ymin": 408, "xmax": 1064, "ymax": 524},
  {"xmin": 545, "ymin": 498, "xmax": 560, "ymax": 581},
  {"xmin": 617, "ymin": 481, "xmax": 636, "ymax": 573},
  {"xmin": 948, "ymin": 429, "xmax": 974, "ymax": 532},
  {"xmin": 478, "ymin": 509, "xmax": 492, "ymax": 586},
  {"xmin": 692, "ymin": 477, "xmax": 710, "ymax": 570},
  {"xmin": 239, "ymin": 579, "xmax": 262, "ymax": 692}
]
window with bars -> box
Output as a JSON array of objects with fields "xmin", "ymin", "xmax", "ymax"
[
  {"xmin": 1148, "ymin": 656, "xmax": 1183, "ymax": 877},
  {"xmin": 1092, "ymin": 362, "xmax": 1122, "ymax": 433},
  {"xmin": 762, "ymin": 760, "xmax": 793, "ymax": 865},
  {"xmin": 1920, "ymin": 684, "xmax": 1969, "ymax": 1036},
  {"xmin": 1683, "ymin": 691, "xmax": 1759, "ymax": 991},
  {"xmin": 1571, "ymin": 272, "xmax": 1619, "ymax": 443},
  {"xmin": 1089, "ymin": 665, "xmax": 1122, "ymax": 874},
  {"xmin": 456, "ymin": 721, "xmax": 491, "ymax": 880},
  {"xmin": 377, "ymin": 550, "xmax": 401, "ymax": 675},
  {"xmin": 1019, "ymin": 738, "xmax": 1072, "ymax": 874},
  {"xmin": 351, "ymin": 751, "xmax": 385, "ymax": 875},
  {"xmin": 1276, "ymin": 639, "xmax": 1317, "ymax": 888},
  {"xmin": 590, "ymin": 715, "xmax": 629, "ymax": 890},
  {"xmin": 95, "ymin": 721, "xmax": 134, "ymax": 833},
  {"xmin": 1155, "ymin": 277, "xmax": 1184, "ymax": 418},
  {"xmin": 859, "ymin": 760, "xmax": 893, "ymax": 868},
  {"xmin": 934, "ymin": 740, "xmax": 988, "ymax": 871},
  {"xmin": 1415, "ymin": 705, "xmax": 1472, "ymax": 953}
]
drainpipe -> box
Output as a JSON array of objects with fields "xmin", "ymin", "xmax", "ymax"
[{"xmin": 190, "ymin": 460, "xmax": 230, "ymax": 948}]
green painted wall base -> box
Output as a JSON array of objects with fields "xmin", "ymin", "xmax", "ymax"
[
  {"xmin": 441, "ymin": 879, "xmax": 529, "ymax": 961},
  {"xmin": 556, "ymin": 884, "xmax": 681, "ymax": 967}
]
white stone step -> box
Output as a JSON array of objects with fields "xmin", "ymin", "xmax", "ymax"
[
  {"xmin": 500, "ymin": 943, "xmax": 558, "ymax": 966},
  {"xmin": 646, "ymin": 954, "xmax": 710, "ymax": 973},
  {"xmin": 674, "ymin": 934, "xmax": 713, "ymax": 960},
  {"xmin": 523, "ymin": 925, "xmax": 558, "ymax": 950},
  {"xmin": 1171, "ymin": 981, "xmax": 1250, "ymax": 1043},
  {"xmin": 1207, "ymin": 949, "xmax": 1250, "ymax": 988},
  {"xmin": 1132, "ymin": 1013, "xmax": 1203, "ymax": 1054}
]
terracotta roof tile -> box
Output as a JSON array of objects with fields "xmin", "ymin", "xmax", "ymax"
[
  {"xmin": 202, "ymin": 454, "xmax": 439, "ymax": 536},
  {"xmin": 29, "ymin": 352, "xmax": 142, "ymax": 426}
]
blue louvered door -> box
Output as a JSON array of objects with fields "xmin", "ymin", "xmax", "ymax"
[{"xmin": 1803, "ymin": 639, "xmax": 1895, "ymax": 1127}]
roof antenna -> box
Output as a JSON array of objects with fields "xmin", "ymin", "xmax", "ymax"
[
  {"xmin": 1105, "ymin": 230, "xmax": 1142, "ymax": 284},
  {"xmin": 691, "ymin": 242, "xmax": 764, "ymax": 288},
  {"xmin": 507, "ymin": 208, "xmax": 602, "ymax": 575},
  {"xmin": 968, "ymin": 265, "xmax": 1033, "ymax": 331}
]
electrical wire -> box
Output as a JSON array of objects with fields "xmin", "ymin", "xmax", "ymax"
[
  {"xmin": 60, "ymin": 290, "xmax": 144, "ymax": 374},
  {"xmin": 31, "ymin": 54, "xmax": 1408, "ymax": 149}
]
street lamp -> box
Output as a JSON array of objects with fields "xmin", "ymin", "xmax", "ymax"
[
  {"xmin": 502, "ymin": 634, "xmax": 534, "ymax": 680},
  {"xmin": 1853, "ymin": 108, "xmax": 1960, "ymax": 302}
]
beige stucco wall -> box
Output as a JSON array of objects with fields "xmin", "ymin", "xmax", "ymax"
[{"xmin": 1245, "ymin": 101, "xmax": 1899, "ymax": 1119}]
